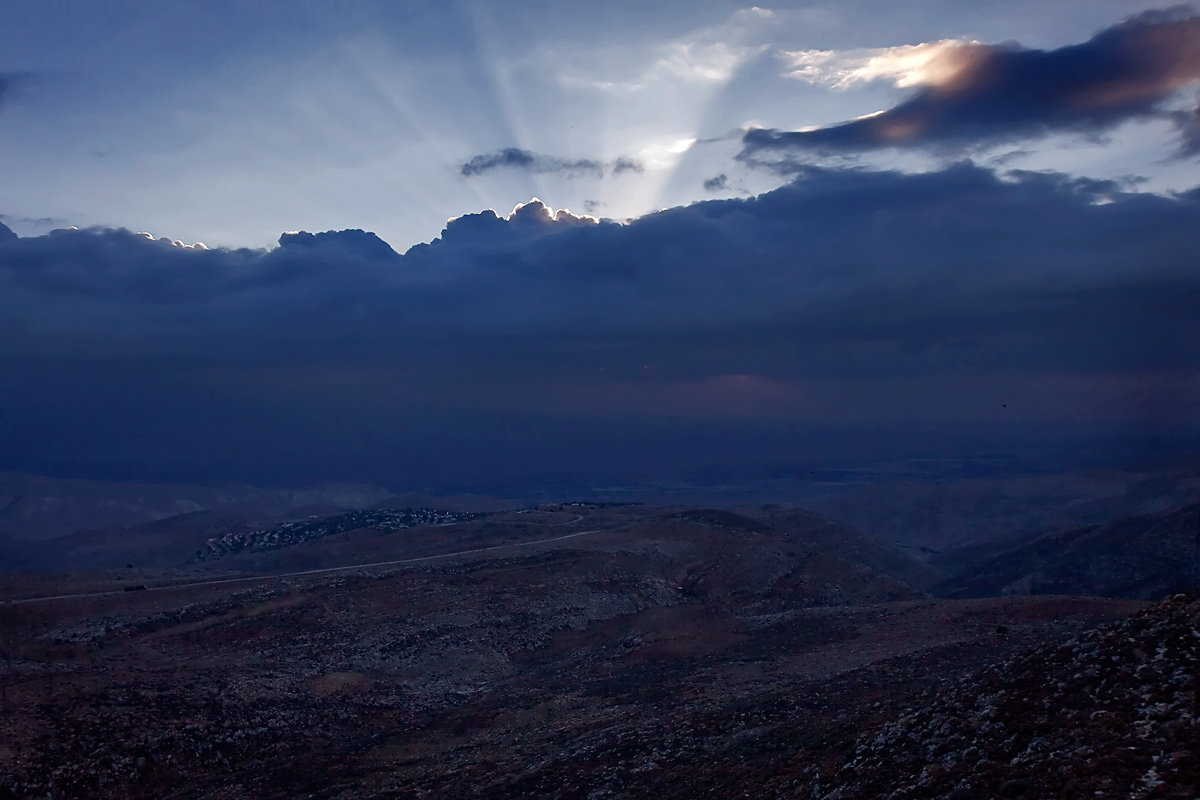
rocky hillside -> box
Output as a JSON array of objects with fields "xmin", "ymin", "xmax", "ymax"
[
  {"xmin": 932, "ymin": 504, "xmax": 1200, "ymax": 599},
  {"xmin": 2, "ymin": 502, "xmax": 1186, "ymax": 799},
  {"xmin": 818, "ymin": 591, "xmax": 1200, "ymax": 799},
  {"xmin": 747, "ymin": 505, "xmax": 944, "ymax": 591}
]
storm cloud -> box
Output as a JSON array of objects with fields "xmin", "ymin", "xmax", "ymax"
[
  {"xmin": 460, "ymin": 147, "xmax": 644, "ymax": 178},
  {"xmin": 742, "ymin": 8, "xmax": 1200, "ymax": 160},
  {"xmin": 2, "ymin": 165, "xmax": 1198, "ymax": 486}
]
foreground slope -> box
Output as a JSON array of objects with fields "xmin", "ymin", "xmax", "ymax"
[
  {"xmin": 0, "ymin": 504, "xmax": 1149, "ymax": 799},
  {"xmin": 819, "ymin": 591, "xmax": 1200, "ymax": 799}
]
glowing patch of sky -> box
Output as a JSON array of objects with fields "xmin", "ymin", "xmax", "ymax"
[
  {"xmin": 0, "ymin": 0, "xmax": 1192, "ymax": 250},
  {"xmin": 781, "ymin": 39, "xmax": 977, "ymax": 89}
]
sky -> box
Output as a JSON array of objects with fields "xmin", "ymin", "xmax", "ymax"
[{"xmin": 2, "ymin": 1, "xmax": 1200, "ymax": 492}]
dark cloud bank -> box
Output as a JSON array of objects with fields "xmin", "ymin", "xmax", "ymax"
[
  {"xmin": 743, "ymin": 7, "xmax": 1200, "ymax": 162},
  {"xmin": 3, "ymin": 164, "xmax": 1199, "ymax": 489}
]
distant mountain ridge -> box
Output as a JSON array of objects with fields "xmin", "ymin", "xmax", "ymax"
[
  {"xmin": 0, "ymin": 472, "xmax": 396, "ymax": 540},
  {"xmin": 932, "ymin": 504, "xmax": 1200, "ymax": 600},
  {"xmin": 806, "ymin": 467, "xmax": 1200, "ymax": 550}
]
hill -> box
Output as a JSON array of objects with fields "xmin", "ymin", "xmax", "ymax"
[
  {"xmin": 804, "ymin": 467, "xmax": 1200, "ymax": 551},
  {"xmin": 817, "ymin": 590, "xmax": 1199, "ymax": 799},
  {"xmin": 932, "ymin": 504, "xmax": 1200, "ymax": 599},
  {"xmin": 0, "ymin": 501, "xmax": 1151, "ymax": 799}
]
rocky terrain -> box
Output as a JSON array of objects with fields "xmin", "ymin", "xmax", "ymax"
[
  {"xmin": 0, "ymin": 502, "xmax": 1172, "ymax": 798},
  {"xmin": 817, "ymin": 591, "xmax": 1200, "ymax": 799},
  {"xmin": 739, "ymin": 505, "xmax": 944, "ymax": 591},
  {"xmin": 932, "ymin": 504, "xmax": 1200, "ymax": 600}
]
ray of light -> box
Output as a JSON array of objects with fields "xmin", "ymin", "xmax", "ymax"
[{"xmin": 464, "ymin": 2, "xmax": 553, "ymax": 204}]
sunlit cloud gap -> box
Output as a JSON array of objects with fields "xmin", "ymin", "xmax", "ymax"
[
  {"xmin": 647, "ymin": 8, "xmax": 777, "ymax": 210},
  {"xmin": 781, "ymin": 39, "xmax": 979, "ymax": 90}
]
